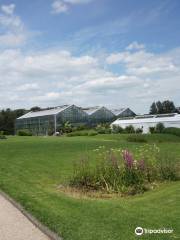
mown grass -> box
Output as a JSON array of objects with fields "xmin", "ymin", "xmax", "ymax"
[{"xmin": 0, "ymin": 134, "xmax": 179, "ymax": 240}]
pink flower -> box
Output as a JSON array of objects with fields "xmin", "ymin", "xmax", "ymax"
[{"xmin": 123, "ymin": 150, "xmax": 133, "ymax": 169}]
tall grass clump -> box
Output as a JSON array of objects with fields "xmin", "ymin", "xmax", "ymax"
[{"xmin": 70, "ymin": 145, "xmax": 180, "ymax": 195}]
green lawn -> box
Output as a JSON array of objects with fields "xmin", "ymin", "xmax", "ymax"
[{"xmin": 0, "ymin": 134, "xmax": 179, "ymax": 240}]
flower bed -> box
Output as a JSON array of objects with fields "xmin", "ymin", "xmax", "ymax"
[{"xmin": 70, "ymin": 144, "xmax": 179, "ymax": 195}]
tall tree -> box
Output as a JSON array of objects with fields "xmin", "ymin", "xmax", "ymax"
[
  {"xmin": 156, "ymin": 101, "xmax": 163, "ymax": 114},
  {"xmin": 149, "ymin": 102, "xmax": 157, "ymax": 114},
  {"xmin": 149, "ymin": 100, "xmax": 176, "ymax": 115},
  {"xmin": 162, "ymin": 100, "xmax": 176, "ymax": 113}
]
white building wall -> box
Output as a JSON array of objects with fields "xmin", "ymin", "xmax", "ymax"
[{"xmin": 111, "ymin": 114, "xmax": 180, "ymax": 133}]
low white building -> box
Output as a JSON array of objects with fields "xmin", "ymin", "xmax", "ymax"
[{"xmin": 111, "ymin": 113, "xmax": 180, "ymax": 133}]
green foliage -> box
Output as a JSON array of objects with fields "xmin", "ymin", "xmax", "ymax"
[
  {"xmin": 66, "ymin": 131, "xmax": 88, "ymax": 137},
  {"xmin": 126, "ymin": 135, "xmax": 147, "ymax": 143},
  {"xmin": 63, "ymin": 121, "xmax": 73, "ymax": 133},
  {"xmin": 149, "ymin": 126, "xmax": 156, "ymax": 134},
  {"xmin": 158, "ymin": 157, "xmax": 179, "ymax": 181},
  {"xmin": 0, "ymin": 108, "xmax": 26, "ymax": 135},
  {"xmin": 112, "ymin": 125, "xmax": 124, "ymax": 134},
  {"xmin": 124, "ymin": 125, "xmax": 135, "ymax": 133},
  {"xmin": 155, "ymin": 123, "xmax": 165, "ymax": 133},
  {"xmin": 30, "ymin": 106, "xmax": 41, "ymax": 112},
  {"xmin": 135, "ymin": 128, "xmax": 143, "ymax": 134},
  {"xmin": 163, "ymin": 127, "xmax": 180, "ymax": 137},
  {"xmin": 0, "ymin": 135, "xmax": 7, "ymax": 140},
  {"xmin": 88, "ymin": 131, "xmax": 98, "ymax": 136},
  {"xmin": 17, "ymin": 130, "xmax": 32, "ymax": 136},
  {"xmin": 70, "ymin": 144, "xmax": 179, "ymax": 194},
  {"xmin": 149, "ymin": 100, "xmax": 176, "ymax": 114},
  {"xmin": 66, "ymin": 130, "xmax": 98, "ymax": 137},
  {"xmin": 96, "ymin": 123, "xmax": 111, "ymax": 134}
]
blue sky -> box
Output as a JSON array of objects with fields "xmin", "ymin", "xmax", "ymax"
[{"xmin": 0, "ymin": 0, "xmax": 180, "ymax": 113}]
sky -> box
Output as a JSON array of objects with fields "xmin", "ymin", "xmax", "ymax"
[{"xmin": 0, "ymin": 0, "xmax": 180, "ymax": 113}]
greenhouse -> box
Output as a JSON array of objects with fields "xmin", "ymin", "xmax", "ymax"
[
  {"xmin": 83, "ymin": 106, "xmax": 115, "ymax": 124},
  {"xmin": 111, "ymin": 113, "xmax": 180, "ymax": 133},
  {"xmin": 15, "ymin": 105, "xmax": 88, "ymax": 135},
  {"xmin": 110, "ymin": 108, "xmax": 136, "ymax": 118}
]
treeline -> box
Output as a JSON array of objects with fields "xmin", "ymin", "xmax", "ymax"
[
  {"xmin": 0, "ymin": 109, "xmax": 27, "ymax": 135},
  {"xmin": 149, "ymin": 100, "xmax": 177, "ymax": 114}
]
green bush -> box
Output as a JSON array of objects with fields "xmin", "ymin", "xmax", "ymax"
[
  {"xmin": 155, "ymin": 122, "xmax": 165, "ymax": 133},
  {"xmin": 126, "ymin": 135, "xmax": 147, "ymax": 143},
  {"xmin": 17, "ymin": 130, "xmax": 32, "ymax": 136},
  {"xmin": 88, "ymin": 131, "xmax": 98, "ymax": 136},
  {"xmin": 67, "ymin": 131, "xmax": 91, "ymax": 137},
  {"xmin": 149, "ymin": 126, "xmax": 156, "ymax": 134},
  {"xmin": 135, "ymin": 128, "xmax": 143, "ymax": 134},
  {"xmin": 0, "ymin": 135, "xmax": 7, "ymax": 140},
  {"xmin": 163, "ymin": 127, "xmax": 180, "ymax": 137},
  {"xmin": 67, "ymin": 131, "xmax": 98, "ymax": 137},
  {"xmin": 96, "ymin": 124, "xmax": 111, "ymax": 134},
  {"xmin": 124, "ymin": 125, "xmax": 135, "ymax": 134},
  {"xmin": 112, "ymin": 125, "xmax": 124, "ymax": 134}
]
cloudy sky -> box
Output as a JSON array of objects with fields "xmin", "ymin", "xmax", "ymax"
[{"xmin": 0, "ymin": 0, "xmax": 180, "ymax": 113}]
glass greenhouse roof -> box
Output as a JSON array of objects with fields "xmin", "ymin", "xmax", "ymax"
[
  {"xmin": 110, "ymin": 108, "xmax": 127, "ymax": 116},
  {"xmin": 17, "ymin": 105, "xmax": 71, "ymax": 119},
  {"xmin": 82, "ymin": 106, "xmax": 103, "ymax": 115}
]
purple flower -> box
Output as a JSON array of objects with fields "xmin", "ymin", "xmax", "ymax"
[{"xmin": 123, "ymin": 150, "xmax": 134, "ymax": 169}]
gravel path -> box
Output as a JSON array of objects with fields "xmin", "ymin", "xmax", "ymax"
[{"xmin": 0, "ymin": 194, "xmax": 51, "ymax": 240}]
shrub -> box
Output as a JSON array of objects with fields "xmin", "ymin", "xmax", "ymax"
[
  {"xmin": 17, "ymin": 130, "xmax": 32, "ymax": 136},
  {"xmin": 163, "ymin": 127, "xmax": 180, "ymax": 137},
  {"xmin": 126, "ymin": 135, "xmax": 147, "ymax": 143},
  {"xmin": 0, "ymin": 131, "xmax": 4, "ymax": 135},
  {"xmin": 124, "ymin": 125, "xmax": 135, "ymax": 134},
  {"xmin": 149, "ymin": 127, "xmax": 156, "ymax": 134},
  {"xmin": 96, "ymin": 124, "xmax": 111, "ymax": 134},
  {"xmin": 67, "ymin": 131, "xmax": 91, "ymax": 137},
  {"xmin": 112, "ymin": 125, "xmax": 124, "ymax": 134},
  {"xmin": 155, "ymin": 122, "xmax": 165, "ymax": 133},
  {"xmin": 0, "ymin": 135, "xmax": 7, "ymax": 140},
  {"xmin": 135, "ymin": 128, "xmax": 143, "ymax": 134},
  {"xmin": 156, "ymin": 152, "xmax": 180, "ymax": 180},
  {"xmin": 88, "ymin": 131, "xmax": 98, "ymax": 136},
  {"xmin": 70, "ymin": 145, "xmax": 179, "ymax": 195}
]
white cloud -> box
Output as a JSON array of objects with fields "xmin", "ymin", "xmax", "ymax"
[
  {"xmin": 51, "ymin": 1, "xmax": 69, "ymax": 14},
  {"xmin": 126, "ymin": 41, "xmax": 145, "ymax": 51},
  {"xmin": 0, "ymin": 42, "xmax": 180, "ymax": 113},
  {"xmin": 16, "ymin": 83, "xmax": 39, "ymax": 91},
  {"xmin": 106, "ymin": 45, "xmax": 178, "ymax": 76},
  {"xmin": 51, "ymin": 0, "xmax": 93, "ymax": 14},
  {"xmin": 1, "ymin": 4, "xmax": 15, "ymax": 15},
  {"xmin": 0, "ymin": 3, "xmax": 28, "ymax": 48},
  {"xmin": 0, "ymin": 33, "xmax": 26, "ymax": 47}
]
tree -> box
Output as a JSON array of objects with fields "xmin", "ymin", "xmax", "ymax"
[
  {"xmin": 155, "ymin": 123, "xmax": 165, "ymax": 133},
  {"xmin": 149, "ymin": 102, "xmax": 157, "ymax": 114},
  {"xmin": 149, "ymin": 100, "xmax": 176, "ymax": 114},
  {"xmin": 0, "ymin": 108, "xmax": 26, "ymax": 135},
  {"xmin": 162, "ymin": 100, "xmax": 176, "ymax": 113},
  {"xmin": 30, "ymin": 106, "xmax": 41, "ymax": 112},
  {"xmin": 156, "ymin": 101, "xmax": 163, "ymax": 114}
]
